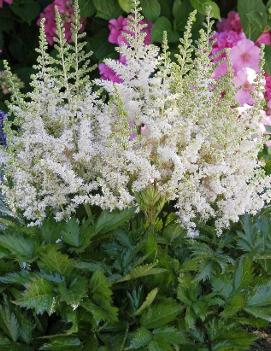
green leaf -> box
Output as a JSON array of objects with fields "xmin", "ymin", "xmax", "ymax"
[
  {"xmin": 58, "ymin": 276, "xmax": 88, "ymax": 307},
  {"xmin": 41, "ymin": 218, "xmax": 64, "ymax": 244},
  {"xmin": 222, "ymin": 293, "xmax": 246, "ymax": 318},
  {"xmin": 153, "ymin": 326, "xmax": 185, "ymax": 345},
  {"xmin": 92, "ymin": 0, "xmax": 122, "ymax": 20},
  {"xmin": 16, "ymin": 310, "xmax": 35, "ymax": 345},
  {"xmin": 0, "ymin": 233, "xmax": 34, "ymax": 260},
  {"xmin": 10, "ymin": 0, "xmax": 41, "ymax": 24},
  {"xmin": 134, "ymin": 288, "xmax": 159, "ymax": 316},
  {"xmin": 61, "ymin": 219, "xmax": 80, "ymax": 247},
  {"xmin": 264, "ymin": 46, "xmax": 271, "ymax": 75},
  {"xmin": 0, "ymin": 271, "xmax": 32, "ymax": 285},
  {"xmin": 16, "ymin": 278, "xmax": 55, "ymax": 315},
  {"xmin": 130, "ymin": 328, "xmax": 152, "ymax": 349},
  {"xmin": 118, "ymin": 0, "xmax": 132, "ymax": 12},
  {"xmin": 233, "ymin": 255, "xmax": 253, "ymax": 291},
  {"xmin": 86, "ymin": 271, "xmax": 118, "ymax": 323},
  {"xmin": 78, "ymin": 0, "xmax": 96, "ymax": 17},
  {"xmin": 172, "ymin": 0, "xmax": 184, "ymax": 32},
  {"xmin": 140, "ymin": 299, "xmax": 181, "ymax": 329},
  {"xmin": 95, "ymin": 209, "xmax": 134, "ymax": 235},
  {"xmin": 238, "ymin": 0, "xmax": 267, "ymax": 40},
  {"xmin": 152, "ymin": 17, "xmax": 179, "ymax": 43},
  {"xmin": 190, "ymin": 0, "xmax": 220, "ymax": 19},
  {"xmin": 87, "ymin": 28, "xmax": 115, "ymax": 60},
  {"xmin": 245, "ymin": 282, "xmax": 271, "ymax": 321},
  {"xmin": 39, "ymin": 337, "xmax": 81, "ymax": 350},
  {"xmin": 0, "ymin": 297, "xmax": 19, "ymax": 342},
  {"xmin": 141, "ymin": 0, "xmax": 161, "ymax": 21},
  {"xmin": 118, "ymin": 263, "xmax": 166, "ymax": 282},
  {"xmin": 39, "ymin": 246, "xmax": 73, "ymax": 276}
]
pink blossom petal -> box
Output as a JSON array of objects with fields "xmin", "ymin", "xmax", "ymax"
[
  {"xmin": 98, "ymin": 63, "xmax": 123, "ymax": 83},
  {"xmin": 235, "ymin": 89, "xmax": 254, "ymax": 106},
  {"xmin": 256, "ymin": 32, "xmax": 271, "ymax": 46}
]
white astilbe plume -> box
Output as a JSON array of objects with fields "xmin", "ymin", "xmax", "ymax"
[{"xmin": 2, "ymin": 0, "xmax": 271, "ymax": 235}]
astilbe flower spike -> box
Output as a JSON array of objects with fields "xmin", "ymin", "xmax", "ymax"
[
  {"xmin": 2, "ymin": 0, "xmax": 271, "ymax": 237},
  {"xmin": 37, "ymin": 0, "xmax": 85, "ymax": 45}
]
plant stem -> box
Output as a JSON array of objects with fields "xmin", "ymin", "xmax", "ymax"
[
  {"xmin": 120, "ymin": 324, "xmax": 129, "ymax": 351},
  {"xmin": 84, "ymin": 203, "xmax": 92, "ymax": 218}
]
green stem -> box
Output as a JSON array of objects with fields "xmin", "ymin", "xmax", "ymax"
[
  {"xmin": 120, "ymin": 324, "xmax": 129, "ymax": 351},
  {"xmin": 84, "ymin": 204, "xmax": 92, "ymax": 218}
]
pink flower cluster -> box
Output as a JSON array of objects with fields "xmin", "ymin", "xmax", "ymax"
[
  {"xmin": 0, "ymin": 0, "xmax": 12, "ymax": 8},
  {"xmin": 99, "ymin": 16, "xmax": 152, "ymax": 83},
  {"xmin": 212, "ymin": 11, "xmax": 264, "ymax": 106},
  {"xmin": 37, "ymin": 0, "xmax": 85, "ymax": 46},
  {"xmin": 215, "ymin": 11, "xmax": 271, "ymax": 143}
]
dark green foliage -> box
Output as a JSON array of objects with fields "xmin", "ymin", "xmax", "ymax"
[{"xmin": 1, "ymin": 201, "xmax": 271, "ymax": 350}]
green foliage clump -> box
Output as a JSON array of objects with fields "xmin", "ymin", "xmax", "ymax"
[{"xmin": 0, "ymin": 192, "xmax": 271, "ymax": 350}]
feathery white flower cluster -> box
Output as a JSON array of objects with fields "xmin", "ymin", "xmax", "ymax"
[{"xmin": 2, "ymin": 0, "xmax": 271, "ymax": 235}]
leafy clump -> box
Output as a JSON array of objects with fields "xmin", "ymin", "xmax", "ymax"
[{"xmin": 0, "ymin": 198, "xmax": 271, "ymax": 350}]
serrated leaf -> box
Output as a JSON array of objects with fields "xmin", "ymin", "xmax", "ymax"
[
  {"xmin": 86, "ymin": 271, "xmax": 118, "ymax": 323},
  {"xmin": 16, "ymin": 310, "xmax": 35, "ymax": 345},
  {"xmin": 134, "ymin": 288, "xmax": 158, "ymax": 316},
  {"xmin": 148, "ymin": 340, "xmax": 163, "ymax": 351},
  {"xmin": 39, "ymin": 337, "xmax": 81, "ymax": 350},
  {"xmin": 0, "ymin": 297, "xmax": 19, "ymax": 342},
  {"xmin": 41, "ymin": 218, "xmax": 64, "ymax": 244},
  {"xmin": 118, "ymin": 263, "xmax": 166, "ymax": 282},
  {"xmin": 245, "ymin": 282, "xmax": 271, "ymax": 321},
  {"xmin": 141, "ymin": 300, "xmax": 181, "ymax": 329},
  {"xmin": 0, "ymin": 271, "xmax": 32, "ymax": 285},
  {"xmin": 153, "ymin": 326, "xmax": 185, "ymax": 344},
  {"xmin": 233, "ymin": 255, "xmax": 253, "ymax": 291},
  {"xmin": 0, "ymin": 233, "xmax": 34, "ymax": 260},
  {"xmin": 16, "ymin": 278, "xmax": 55, "ymax": 315},
  {"xmin": 130, "ymin": 328, "xmax": 152, "ymax": 349},
  {"xmin": 58, "ymin": 276, "xmax": 88, "ymax": 307},
  {"xmin": 61, "ymin": 219, "xmax": 80, "ymax": 247},
  {"xmin": 39, "ymin": 246, "xmax": 73, "ymax": 276},
  {"xmin": 95, "ymin": 209, "xmax": 134, "ymax": 235}
]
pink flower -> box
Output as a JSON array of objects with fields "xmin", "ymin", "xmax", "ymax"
[
  {"xmin": 212, "ymin": 62, "xmax": 228, "ymax": 79},
  {"xmin": 212, "ymin": 31, "xmax": 245, "ymax": 62},
  {"xmin": 108, "ymin": 16, "xmax": 128, "ymax": 45},
  {"xmin": 233, "ymin": 67, "xmax": 256, "ymax": 105},
  {"xmin": 98, "ymin": 63, "xmax": 123, "ymax": 83},
  {"xmin": 108, "ymin": 16, "xmax": 152, "ymax": 46},
  {"xmin": 37, "ymin": 0, "xmax": 85, "ymax": 45},
  {"xmin": 230, "ymin": 39, "xmax": 260, "ymax": 73},
  {"xmin": 217, "ymin": 11, "xmax": 242, "ymax": 33},
  {"xmin": 98, "ymin": 55, "xmax": 126, "ymax": 83},
  {"xmin": 256, "ymin": 31, "xmax": 271, "ymax": 46},
  {"xmin": 0, "ymin": 0, "xmax": 12, "ymax": 7},
  {"xmin": 211, "ymin": 31, "xmax": 244, "ymax": 79}
]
